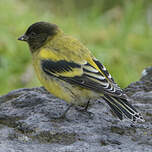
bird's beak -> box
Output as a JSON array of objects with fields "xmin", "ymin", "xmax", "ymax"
[{"xmin": 18, "ymin": 34, "xmax": 29, "ymax": 41}]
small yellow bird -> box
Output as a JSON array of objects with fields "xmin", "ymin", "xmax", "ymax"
[{"xmin": 18, "ymin": 21, "xmax": 144, "ymax": 122}]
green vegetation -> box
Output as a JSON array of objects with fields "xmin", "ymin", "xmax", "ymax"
[{"xmin": 0, "ymin": 0, "xmax": 151, "ymax": 95}]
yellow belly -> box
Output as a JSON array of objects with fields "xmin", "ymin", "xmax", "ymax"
[{"xmin": 33, "ymin": 60, "xmax": 99, "ymax": 105}]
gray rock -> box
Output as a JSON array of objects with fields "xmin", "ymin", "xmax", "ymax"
[
  {"xmin": 125, "ymin": 66, "xmax": 152, "ymax": 96},
  {"xmin": 0, "ymin": 67, "xmax": 152, "ymax": 152}
]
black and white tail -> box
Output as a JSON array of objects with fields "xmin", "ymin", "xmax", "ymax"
[{"xmin": 103, "ymin": 94, "xmax": 144, "ymax": 122}]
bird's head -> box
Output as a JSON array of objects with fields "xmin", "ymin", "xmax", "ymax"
[{"xmin": 18, "ymin": 22, "xmax": 59, "ymax": 52}]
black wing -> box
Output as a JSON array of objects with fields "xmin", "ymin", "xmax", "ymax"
[{"xmin": 41, "ymin": 59, "xmax": 124, "ymax": 97}]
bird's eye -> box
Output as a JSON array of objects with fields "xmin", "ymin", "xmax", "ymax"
[{"xmin": 31, "ymin": 32, "xmax": 36, "ymax": 36}]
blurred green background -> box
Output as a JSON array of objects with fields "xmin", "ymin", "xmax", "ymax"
[{"xmin": 0, "ymin": 0, "xmax": 151, "ymax": 95}]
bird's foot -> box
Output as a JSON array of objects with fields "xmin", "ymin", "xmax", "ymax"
[
  {"xmin": 75, "ymin": 106, "xmax": 94, "ymax": 119},
  {"xmin": 50, "ymin": 104, "xmax": 73, "ymax": 120}
]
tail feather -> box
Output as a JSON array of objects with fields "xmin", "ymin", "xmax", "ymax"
[
  {"xmin": 103, "ymin": 96, "xmax": 123, "ymax": 120},
  {"xmin": 103, "ymin": 94, "xmax": 144, "ymax": 122}
]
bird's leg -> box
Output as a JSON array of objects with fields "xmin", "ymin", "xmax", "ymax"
[
  {"xmin": 52, "ymin": 104, "xmax": 73, "ymax": 119},
  {"xmin": 84, "ymin": 100, "xmax": 90, "ymax": 111},
  {"xmin": 76, "ymin": 100, "xmax": 94, "ymax": 118},
  {"xmin": 60, "ymin": 103, "xmax": 73, "ymax": 118}
]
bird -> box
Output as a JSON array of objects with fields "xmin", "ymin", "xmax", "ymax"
[{"xmin": 18, "ymin": 21, "xmax": 144, "ymax": 122}]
